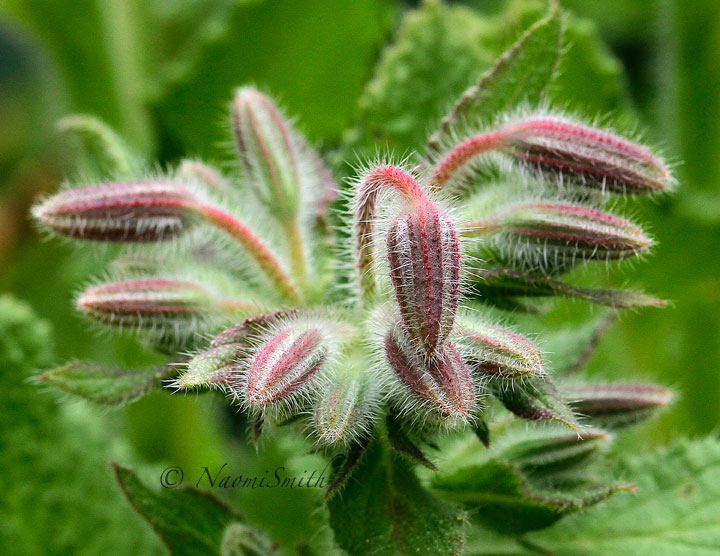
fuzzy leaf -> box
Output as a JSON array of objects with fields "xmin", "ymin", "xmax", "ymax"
[
  {"xmin": 386, "ymin": 414, "xmax": 437, "ymax": 471},
  {"xmin": 493, "ymin": 376, "xmax": 580, "ymax": 432},
  {"xmin": 426, "ymin": 2, "xmax": 563, "ymax": 153},
  {"xmin": 473, "ymin": 416, "xmax": 491, "ymax": 448},
  {"xmin": 348, "ymin": 0, "xmax": 496, "ymax": 153},
  {"xmin": 472, "ymin": 269, "xmax": 666, "ymax": 309},
  {"xmin": 325, "ymin": 435, "xmax": 371, "ymax": 501},
  {"xmin": 432, "ymin": 458, "xmax": 628, "ymax": 535},
  {"xmin": 113, "ymin": 463, "xmax": 273, "ymax": 556},
  {"xmin": 36, "ymin": 362, "xmax": 171, "ymax": 407},
  {"xmin": 327, "ymin": 438, "xmax": 465, "ymax": 556},
  {"xmin": 525, "ymin": 438, "xmax": 720, "ymax": 555}
]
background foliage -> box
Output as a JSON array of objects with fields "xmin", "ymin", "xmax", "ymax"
[{"xmin": 1, "ymin": 0, "xmax": 719, "ymax": 554}]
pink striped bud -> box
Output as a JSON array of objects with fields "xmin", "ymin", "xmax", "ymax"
[
  {"xmin": 33, "ymin": 180, "xmax": 199, "ymax": 242},
  {"xmin": 430, "ymin": 117, "xmax": 671, "ymax": 194},
  {"xmin": 503, "ymin": 117, "xmax": 672, "ymax": 194},
  {"xmin": 314, "ymin": 371, "xmax": 374, "ymax": 446},
  {"xmin": 77, "ymin": 278, "xmax": 212, "ymax": 331},
  {"xmin": 232, "ymin": 87, "xmax": 300, "ymax": 216},
  {"xmin": 244, "ymin": 323, "xmax": 328, "ymax": 409},
  {"xmin": 174, "ymin": 311, "xmax": 295, "ymax": 389},
  {"xmin": 386, "ymin": 199, "xmax": 461, "ymax": 354},
  {"xmin": 232, "ymin": 86, "xmax": 338, "ymax": 221},
  {"xmin": 564, "ymin": 383, "xmax": 673, "ymax": 429},
  {"xmin": 496, "ymin": 203, "xmax": 651, "ymax": 262},
  {"xmin": 456, "ymin": 318, "xmax": 543, "ymax": 378},
  {"xmin": 384, "ymin": 328, "xmax": 475, "ymax": 424}
]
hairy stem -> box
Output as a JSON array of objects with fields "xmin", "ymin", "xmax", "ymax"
[
  {"xmin": 197, "ymin": 203, "xmax": 302, "ymax": 303},
  {"xmin": 354, "ymin": 165, "xmax": 426, "ymax": 298},
  {"xmin": 430, "ymin": 130, "xmax": 510, "ymax": 187}
]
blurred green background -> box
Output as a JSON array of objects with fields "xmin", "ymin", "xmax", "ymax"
[{"xmin": 1, "ymin": 0, "xmax": 718, "ymax": 554}]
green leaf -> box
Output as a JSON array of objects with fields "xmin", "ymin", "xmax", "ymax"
[
  {"xmin": 348, "ymin": 0, "xmax": 497, "ymax": 154},
  {"xmin": 324, "ymin": 435, "xmax": 370, "ymax": 501},
  {"xmin": 113, "ymin": 463, "xmax": 273, "ymax": 556},
  {"xmin": 525, "ymin": 438, "xmax": 720, "ymax": 555},
  {"xmin": 386, "ymin": 413, "xmax": 437, "ymax": 471},
  {"xmin": 327, "ymin": 437, "xmax": 465, "ymax": 556},
  {"xmin": 36, "ymin": 362, "xmax": 171, "ymax": 407},
  {"xmin": 432, "ymin": 458, "xmax": 628, "ymax": 535},
  {"xmin": 0, "ymin": 295, "xmax": 163, "ymax": 555},
  {"xmin": 426, "ymin": 1, "xmax": 564, "ymax": 154},
  {"xmin": 472, "ymin": 269, "xmax": 666, "ymax": 309},
  {"xmin": 493, "ymin": 376, "xmax": 580, "ymax": 432},
  {"xmin": 473, "ymin": 416, "xmax": 491, "ymax": 448}
]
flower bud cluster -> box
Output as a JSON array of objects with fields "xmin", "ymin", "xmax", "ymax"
[{"xmin": 33, "ymin": 84, "xmax": 674, "ymax": 458}]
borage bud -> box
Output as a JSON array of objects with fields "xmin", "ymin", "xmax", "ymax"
[
  {"xmin": 564, "ymin": 383, "xmax": 673, "ymax": 429},
  {"xmin": 176, "ymin": 159, "xmax": 230, "ymax": 195},
  {"xmin": 384, "ymin": 327, "xmax": 475, "ymax": 426},
  {"xmin": 242, "ymin": 321, "xmax": 329, "ymax": 411},
  {"xmin": 77, "ymin": 278, "xmax": 212, "ymax": 332},
  {"xmin": 496, "ymin": 203, "xmax": 651, "ymax": 262},
  {"xmin": 502, "ymin": 431, "xmax": 609, "ymax": 477},
  {"xmin": 386, "ymin": 199, "xmax": 461, "ymax": 354},
  {"xmin": 33, "ymin": 180, "xmax": 199, "ymax": 242},
  {"xmin": 232, "ymin": 87, "xmax": 301, "ymax": 216},
  {"xmin": 175, "ymin": 311, "xmax": 295, "ymax": 389},
  {"xmin": 455, "ymin": 317, "xmax": 543, "ymax": 378},
  {"xmin": 313, "ymin": 355, "xmax": 376, "ymax": 446},
  {"xmin": 430, "ymin": 116, "xmax": 671, "ymax": 194},
  {"xmin": 503, "ymin": 117, "xmax": 672, "ymax": 194}
]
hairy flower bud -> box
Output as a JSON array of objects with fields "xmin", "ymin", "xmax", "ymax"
[
  {"xmin": 502, "ymin": 431, "xmax": 609, "ymax": 476},
  {"xmin": 564, "ymin": 383, "xmax": 673, "ymax": 429},
  {"xmin": 495, "ymin": 203, "xmax": 651, "ymax": 262},
  {"xmin": 175, "ymin": 311, "xmax": 296, "ymax": 389},
  {"xmin": 503, "ymin": 117, "xmax": 672, "ymax": 194},
  {"xmin": 430, "ymin": 116, "xmax": 671, "ymax": 194},
  {"xmin": 33, "ymin": 180, "xmax": 199, "ymax": 242},
  {"xmin": 232, "ymin": 87, "xmax": 301, "ymax": 216},
  {"xmin": 243, "ymin": 322, "xmax": 328, "ymax": 409},
  {"xmin": 176, "ymin": 159, "xmax": 230, "ymax": 195},
  {"xmin": 77, "ymin": 278, "xmax": 212, "ymax": 331},
  {"xmin": 455, "ymin": 317, "xmax": 543, "ymax": 378},
  {"xmin": 386, "ymin": 199, "xmax": 461, "ymax": 354},
  {"xmin": 384, "ymin": 328, "xmax": 475, "ymax": 424},
  {"xmin": 314, "ymin": 360, "xmax": 375, "ymax": 446}
]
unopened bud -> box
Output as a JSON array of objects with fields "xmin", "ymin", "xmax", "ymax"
[
  {"xmin": 314, "ymin": 366, "xmax": 375, "ymax": 446},
  {"xmin": 430, "ymin": 117, "xmax": 672, "ymax": 194},
  {"xmin": 243, "ymin": 322, "xmax": 328, "ymax": 409},
  {"xmin": 564, "ymin": 383, "xmax": 673, "ymax": 429},
  {"xmin": 494, "ymin": 376, "xmax": 580, "ymax": 432},
  {"xmin": 456, "ymin": 317, "xmax": 543, "ymax": 378},
  {"xmin": 77, "ymin": 278, "xmax": 212, "ymax": 331},
  {"xmin": 386, "ymin": 199, "xmax": 461, "ymax": 354},
  {"xmin": 496, "ymin": 203, "xmax": 650, "ymax": 262},
  {"xmin": 33, "ymin": 180, "xmax": 199, "ymax": 242},
  {"xmin": 503, "ymin": 431, "xmax": 609, "ymax": 476},
  {"xmin": 384, "ymin": 328, "xmax": 475, "ymax": 425},
  {"xmin": 175, "ymin": 311, "xmax": 296, "ymax": 389},
  {"xmin": 176, "ymin": 159, "xmax": 230, "ymax": 195},
  {"xmin": 503, "ymin": 117, "xmax": 672, "ymax": 194},
  {"xmin": 232, "ymin": 87, "xmax": 300, "ymax": 216}
]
